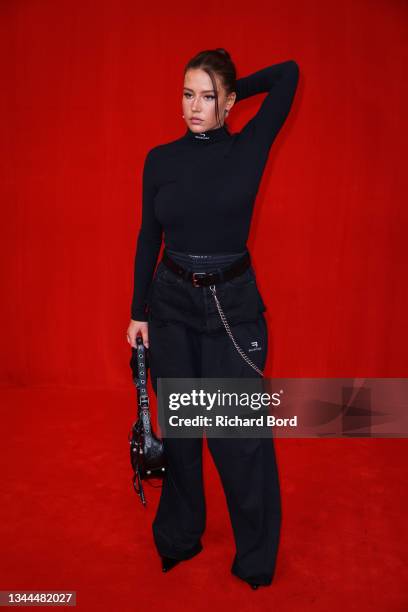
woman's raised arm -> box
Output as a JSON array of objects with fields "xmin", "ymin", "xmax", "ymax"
[{"xmin": 235, "ymin": 59, "xmax": 299, "ymax": 150}]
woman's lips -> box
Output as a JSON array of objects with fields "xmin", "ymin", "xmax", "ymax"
[{"xmin": 191, "ymin": 118, "xmax": 203, "ymax": 124}]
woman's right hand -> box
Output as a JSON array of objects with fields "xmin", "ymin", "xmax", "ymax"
[{"xmin": 127, "ymin": 319, "xmax": 149, "ymax": 349}]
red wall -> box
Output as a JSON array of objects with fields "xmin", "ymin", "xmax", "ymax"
[{"xmin": 1, "ymin": 0, "xmax": 407, "ymax": 387}]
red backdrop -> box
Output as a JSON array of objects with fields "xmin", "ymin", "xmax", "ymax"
[
  {"xmin": 1, "ymin": 1, "xmax": 407, "ymax": 610},
  {"xmin": 1, "ymin": 0, "xmax": 407, "ymax": 385}
]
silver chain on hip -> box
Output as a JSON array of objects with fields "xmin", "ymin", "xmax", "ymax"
[{"xmin": 209, "ymin": 284, "xmax": 264, "ymax": 377}]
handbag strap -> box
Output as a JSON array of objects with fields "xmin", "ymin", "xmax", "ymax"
[{"xmin": 130, "ymin": 337, "xmax": 150, "ymax": 418}]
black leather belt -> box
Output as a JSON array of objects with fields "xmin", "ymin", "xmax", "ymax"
[{"xmin": 161, "ymin": 249, "xmax": 251, "ymax": 287}]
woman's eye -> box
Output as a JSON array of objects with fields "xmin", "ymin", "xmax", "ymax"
[{"xmin": 183, "ymin": 93, "xmax": 215, "ymax": 101}]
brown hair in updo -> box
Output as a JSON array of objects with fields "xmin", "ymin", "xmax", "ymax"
[{"xmin": 184, "ymin": 48, "xmax": 237, "ymax": 128}]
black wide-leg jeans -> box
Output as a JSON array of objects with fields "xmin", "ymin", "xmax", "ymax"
[{"xmin": 145, "ymin": 252, "xmax": 282, "ymax": 586}]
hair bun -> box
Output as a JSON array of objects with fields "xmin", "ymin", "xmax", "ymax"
[{"xmin": 215, "ymin": 48, "xmax": 231, "ymax": 60}]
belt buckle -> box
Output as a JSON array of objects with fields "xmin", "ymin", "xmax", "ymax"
[{"xmin": 192, "ymin": 272, "xmax": 207, "ymax": 287}]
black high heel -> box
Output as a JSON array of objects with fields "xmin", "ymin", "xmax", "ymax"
[
  {"xmin": 249, "ymin": 582, "xmax": 260, "ymax": 590},
  {"xmin": 160, "ymin": 542, "xmax": 203, "ymax": 572},
  {"xmin": 161, "ymin": 555, "xmax": 181, "ymax": 572}
]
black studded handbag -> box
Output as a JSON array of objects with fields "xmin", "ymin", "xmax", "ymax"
[{"xmin": 128, "ymin": 336, "xmax": 167, "ymax": 506}]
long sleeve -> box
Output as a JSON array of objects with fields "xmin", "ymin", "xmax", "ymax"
[
  {"xmin": 235, "ymin": 59, "xmax": 299, "ymax": 150},
  {"xmin": 130, "ymin": 148, "xmax": 163, "ymax": 321}
]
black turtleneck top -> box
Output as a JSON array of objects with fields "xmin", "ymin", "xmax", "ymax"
[{"xmin": 131, "ymin": 59, "xmax": 299, "ymax": 321}]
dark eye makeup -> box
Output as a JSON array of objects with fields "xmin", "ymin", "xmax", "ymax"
[{"xmin": 183, "ymin": 93, "xmax": 215, "ymax": 100}]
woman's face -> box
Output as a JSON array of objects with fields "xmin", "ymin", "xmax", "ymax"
[{"xmin": 182, "ymin": 68, "xmax": 236, "ymax": 133}]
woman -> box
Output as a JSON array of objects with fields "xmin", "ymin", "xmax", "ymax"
[{"xmin": 127, "ymin": 48, "xmax": 299, "ymax": 590}]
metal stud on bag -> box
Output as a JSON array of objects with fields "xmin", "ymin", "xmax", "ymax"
[{"xmin": 209, "ymin": 284, "xmax": 264, "ymax": 377}]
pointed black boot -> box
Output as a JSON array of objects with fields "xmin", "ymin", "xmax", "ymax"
[
  {"xmin": 161, "ymin": 555, "xmax": 181, "ymax": 572},
  {"xmin": 249, "ymin": 582, "xmax": 260, "ymax": 590}
]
